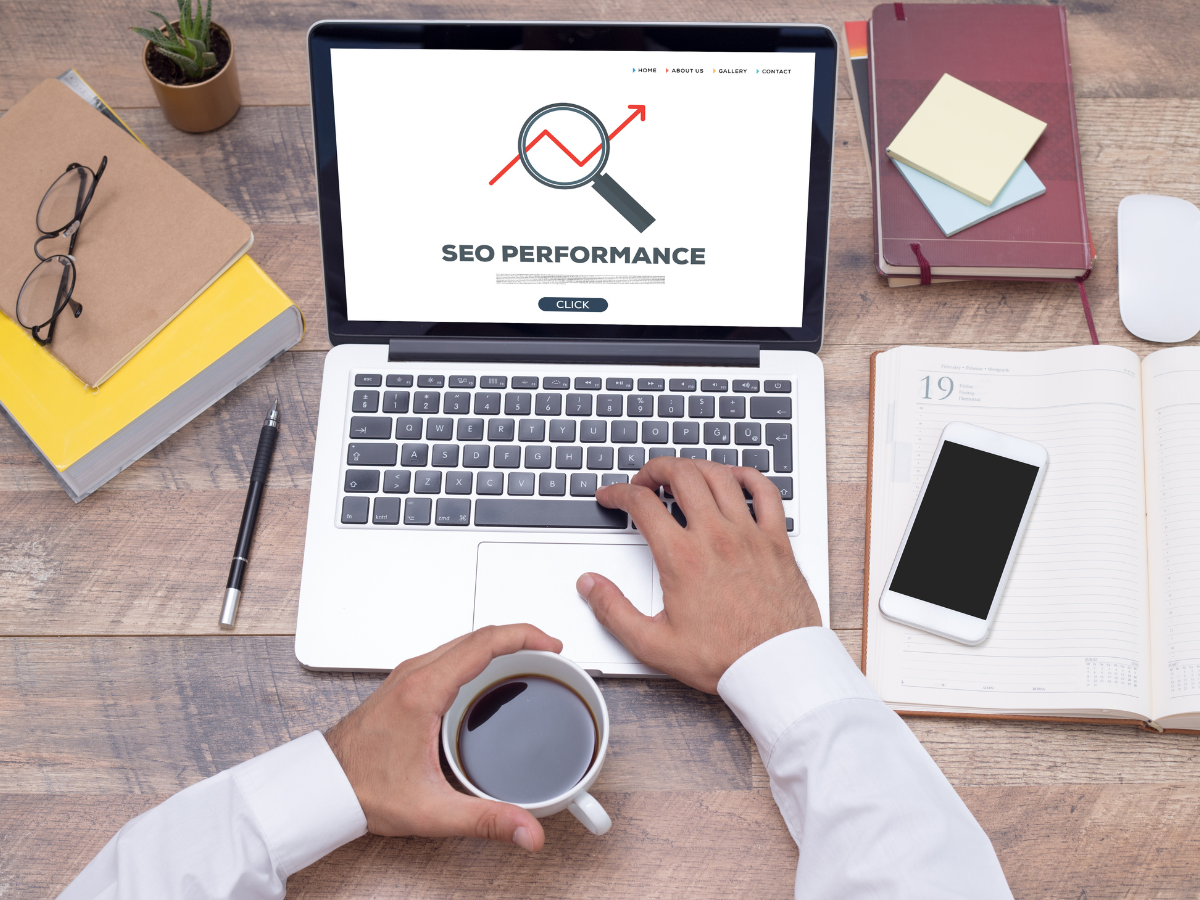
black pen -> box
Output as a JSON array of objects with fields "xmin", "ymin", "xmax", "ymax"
[{"xmin": 220, "ymin": 399, "xmax": 279, "ymax": 629}]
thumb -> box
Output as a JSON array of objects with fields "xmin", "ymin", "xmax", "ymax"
[
  {"xmin": 445, "ymin": 793, "xmax": 546, "ymax": 851},
  {"xmin": 577, "ymin": 572, "xmax": 659, "ymax": 662}
]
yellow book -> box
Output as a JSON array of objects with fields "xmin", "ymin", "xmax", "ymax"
[
  {"xmin": 885, "ymin": 73, "xmax": 1046, "ymax": 206},
  {"xmin": 0, "ymin": 256, "xmax": 303, "ymax": 501}
]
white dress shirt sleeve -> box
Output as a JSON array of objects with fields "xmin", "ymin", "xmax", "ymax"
[
  {"xmin": 718, "ymin": 627, "xmax": 1013, "ymax": 900},
  {"xmin": 58, "ymin": 730, "xmax": 368, "ymax": 900}
]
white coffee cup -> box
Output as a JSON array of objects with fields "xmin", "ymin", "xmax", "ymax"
[{"xmin": 441, "ymin": 649, "xmax": 612, "ymax": 835}]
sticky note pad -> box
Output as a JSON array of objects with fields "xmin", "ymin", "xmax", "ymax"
[
  {"xmin": 894, "ymin": 158, "xmax": 1046, "ymax": 236},
  {"xmin": 886, "ymin": 74, "xmax": 1046, "ymax": 205}
]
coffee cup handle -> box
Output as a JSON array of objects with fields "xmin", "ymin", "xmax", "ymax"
[{"xmin": 568, "ymin": 791, "xmax": 611, "ymax": 835}]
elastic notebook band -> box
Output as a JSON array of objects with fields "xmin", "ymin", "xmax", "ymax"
[
  {"xmin": 910, "ymin": 242, "xmax": 931, "ymax": 285},
  {"xmin": 894, "ymin": 3, "xmax": 906, "ymax": 20},
  {"xmin": 1076, "ymin": 275, "xmax": 1098, "ymax": 345}
]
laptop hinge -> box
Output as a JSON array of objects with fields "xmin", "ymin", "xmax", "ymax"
[{"xmin": 387, "ymin": 339, "xmax": 760, "ymax": 368}]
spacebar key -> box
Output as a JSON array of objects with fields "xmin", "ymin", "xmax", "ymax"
[{"xmin": 474, "ymin": 499, "xmax": 627, "ymax": 529}]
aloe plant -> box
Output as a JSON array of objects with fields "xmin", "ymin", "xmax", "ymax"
[{"xmin": 132, "ymin": 0, "xmax": 217, "ymax": 81}]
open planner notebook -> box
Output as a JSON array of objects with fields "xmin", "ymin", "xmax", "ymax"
[{"xmin": 865, "ymin": 345, "xmax": 1200, "ymax": 732}]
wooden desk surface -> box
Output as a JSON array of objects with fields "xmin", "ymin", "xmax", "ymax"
[{"xmin": 3, "ymin": 2, "xmax": 1200, "ymax": 896}]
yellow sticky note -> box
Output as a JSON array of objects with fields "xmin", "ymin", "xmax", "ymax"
[{"xmin": 886, "ymin": 74, "xmax": 1046, "ymax": 205}]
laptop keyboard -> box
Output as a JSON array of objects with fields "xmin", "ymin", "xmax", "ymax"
[{"xmin": 338, "ymin": 370, "xmax": 797, "ymax": 531}]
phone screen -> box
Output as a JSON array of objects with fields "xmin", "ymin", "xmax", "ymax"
[{"xmin": 889, "ymin": 441, "xmax": 1040, "ymax": 620}]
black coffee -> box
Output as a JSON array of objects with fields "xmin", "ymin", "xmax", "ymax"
[{"xmin": 457, "ymin": 675, "xmax": 598, "ymax": 804}]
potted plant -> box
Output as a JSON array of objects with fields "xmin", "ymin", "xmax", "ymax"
[{"xmin": 133, "ymin": 0, "xmax": 241, "ymax": 133}]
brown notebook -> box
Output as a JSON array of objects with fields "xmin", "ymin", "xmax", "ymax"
[
  {"xmin": 864, "ymin": 345, "xmax": 1200, "ymax": 734},
  {"xmin": 0, "ymin": 79, "xmax": 252, "ymax": 387}
]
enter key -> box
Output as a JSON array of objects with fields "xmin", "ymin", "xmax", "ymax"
[{"xmin": 765, "ymin": 423, "xmax": 792, "ymax": 473}]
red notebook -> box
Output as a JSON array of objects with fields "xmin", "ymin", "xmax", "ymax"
[{"xmin": 869, "ymin": 3, "xmax": 1095, "ymax": 285}]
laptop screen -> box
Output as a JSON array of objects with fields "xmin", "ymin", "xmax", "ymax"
[{"xmin": 310, "ymin": 24, "xmax": 837, "ymax": 350}]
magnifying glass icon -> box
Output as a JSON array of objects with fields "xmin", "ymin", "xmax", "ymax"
[{"xmin": 517, "ymin": 103, "xmax": 656, "ymax": 233}]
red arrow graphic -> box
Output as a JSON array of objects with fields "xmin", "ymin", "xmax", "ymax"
[{"xmin": 489, "ymin": 105, "xmax": 646, "ymax": 185}]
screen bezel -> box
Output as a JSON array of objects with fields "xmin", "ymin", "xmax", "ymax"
[{"xmin": 308, "ymin": 21, "xmax": 838, "ymax": 352}]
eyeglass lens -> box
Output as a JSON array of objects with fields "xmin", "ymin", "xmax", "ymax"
[
  {"xmin": 17, "ymin": 256, "xmax": 76, "ymax": 329},
  {"xmin": 36, "ymin": 166, "xmax": 94, "ymax": 234}
]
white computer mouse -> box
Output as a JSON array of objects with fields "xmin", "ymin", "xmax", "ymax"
[{"xmin": 1118, "ymin": 194, "xmax": 1200, "ymax": 343}]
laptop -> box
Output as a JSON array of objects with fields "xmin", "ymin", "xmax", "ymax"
[{"xmin": 297, "ymin": 21, "xmax": 838, "ymax": 673}]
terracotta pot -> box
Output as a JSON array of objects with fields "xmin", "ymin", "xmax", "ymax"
[{"xmin": 142, "ymin": 21, "xmax": 241, "ymax": 133}]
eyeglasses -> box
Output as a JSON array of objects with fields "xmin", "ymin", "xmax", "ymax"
[{"xmin": 16, "ymin": 156, "xmax": 107, "ymax": 346}]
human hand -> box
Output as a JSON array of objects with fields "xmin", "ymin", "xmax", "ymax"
[
  {"xmin": 324, "ymin": 624, "xmax": 563, "ymax": 850},
  {"xmin": 577, "ymin": 458, "xmax": 820, "ymax": 693}
]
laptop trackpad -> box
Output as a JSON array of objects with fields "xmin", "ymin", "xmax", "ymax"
[{"xmin": 474, "ymin": 542, "xmax": 653, "ymax": 666}]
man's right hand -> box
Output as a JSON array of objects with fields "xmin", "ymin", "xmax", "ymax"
[{"xmin": 576, "ymin": 458, "xmax": 821, "ymax": 694}]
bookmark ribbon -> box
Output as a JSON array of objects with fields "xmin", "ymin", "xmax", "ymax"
[
  {"xmin": 910, "ymin": 242, "xmax": 932, "ymax": 285},
  {"xmin": 894, "ymin": 3, "xmax": 906, "ymax": 20},
  {"xmin": 1076, "ymin": 275, "xmax": 1099, "ymax": 345}
]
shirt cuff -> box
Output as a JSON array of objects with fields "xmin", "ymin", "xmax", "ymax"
[
  {"xmin": 232, "ymin": 730, "xmax": 368, "ymax": 876},
  {"xmin": 717, "ymin": 627, "xmax": 880, "ymax": 766}
]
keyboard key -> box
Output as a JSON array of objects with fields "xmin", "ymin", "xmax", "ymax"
[
  {"xmin": 539, "ymin": 472, "xmax": 566, "ymax": 496},
  {"xmin": 638, "ymin": 378, "xmax": 665, "ymax": 391},
  {"xmin": 670, "ymin": 502, "xmax": 687, "ymax": 528},
  {"xmin": 474, "ymin": 392, "xmax": 501, "ymax": 415},
  {"xmin": 618, "ymin": 447, "xmax": 645, "ymax": 470},
  {"xmin": 606, "ymin": 377, "xmax": 633, "ymax": 391},
  {"xmin": 720, "ymin": 396, "xmax": 746, "ymax": 419},
  {"xmin": 765, "ymin": 379, "xmax": 792, "ymax": 393},
  {"xmin": 673, "ymin": 421, "xmax": 700, "ymax": 444},
  {"xmin": 426, "ymin": 418, "xmax": 454, "ymax": 440},
  {"xmin": 768, "ymin": 476, "xmax": 794, "ymax": 500},
  {"xmin": 669, "ymin": 378, "xmax": 697, "ymax": 392},
  {"xmin": 449, "ymin": 375, "xmax": 476, "ymax": 388},
  {"xmin": 518, "ymin": 419, "xmax": 546, "ymax": 442},
  {"xmin": 474, "ymin": 499, "xmax": 627, "ymax": 529},
  {"xmin": 355, "ymin": 374, "xmax": 382, "ymax": 387},
  {"xmin": 751, "ymin": 396, "xmax": 792, "ymax": 419},
  {"xmin": 404, "ymin": 497, "xmax": 432, "ymax": 524},
  {"xmin": 701, "ymin": 379, "xmax": 728, "ymax": 392},
  {"xmin": 445, "ymin": 392, "xmax": 472, "ymax": 414},
  {"xmin": 735, "ymin": 422, "xmax": 762, "ymax": 445},
  {"xmin": 455, "ymin": 418, "xmax": 482, "ymax": 441},
  {"xmin": 786, "ymin": 517, "xmax": 794, "ymax": 532},
  {"xmin": 383, "ymin": 470, "xmax": 410, "ymax": 493},
  {"xmin": 742, "ymin": 449, "xmax": 770, "ymax": 472},
  {"xmin": 341, "ymin": 496, "xmax": 369, "ymax": 523},
  {"xmin": 401, "ymin": 443, "xmax": 428, "ymax": 466},
  {"xmin": 476, "ymin": 472, "xmax": 504, "ymax": 494},
  {"xmin": 383, "ymin": 390, "xmax": 410, "ymax": 413},
  {"xmin": 550, "ymin": 419, "xmax": 576, "ymax": 442},
  {"xmin": 575, "ymin": 377, "xmax": 602, "ymax": 390},
  {"xmin": 587, "ymin": 446, "xmax": 614, "ymax": 470},
  {"xmin": 680, "ymin": 448, "xmax": 707, "ymax": 460},
  {"xmin": 414, "ymin": 471, "xmax": 442, "ymax": 493},
  {"xmin": 372, "ymin": 496, "xmax": 401, "ymax": 525},
  {"xmin": 611, "ymin": 421, "xmax": 638, "ymax": 443},
  {"xmin": 512, "ymin": 376, "xmax": 539, "ymax": 389},
  {"xmin": 350, "ymin": 416, "xmax": 391, "ymax": 439},
  {"xmin": 507, "ymin": 472, "xmax": 535, "ymax": 495},
  {"xmin": 543, "ymin": 377, "xmax": 570, "ymax": 390},
  {"xmin": 642, "ymin": 421, "xmax": 669, "ymax": 444},
  {"xmin": 347, "ymin": 443, "xmax": 397, "ymax": 466},
  {"xmin": 766, "ymin": 423, "xmax": 793, "ymax": 473},
  {"xmin": 649, "ymin": 448, "xmax": 676, "ymax": 459},
  {"xmin": 535, "ymin": 393, "xmax": 562, "ymax": 416},
  {"xmin": 386, "ymin": 374, "xmax": 414, "ymax": 388},
  {"xmin": 413, "ymin": 391, "xmax": 440, "ymax": 413},
  {"xmin": 488, "ymin": 418, "xmax": 515, "ymax": 442},
  {"xmin": 431, "ymin": 444, "xmax": 459, "ymax": 467},
  {"xmin": 352, "ymin": 390, "xmax": 379, "ymax": 413},
  {"xmin": 395, "ymin": 417, "xmax": 423, "ymax": 439},
  {"xmin": 566, "ymin": 394, "xmax": 593, "ymax": 416},
  {"xmin": 494, "ymin": 446, "xmax": 522, "ymax": 468},
  {"xmin": 628, "ymin": 394, "xmax": 655, "ymax": 417},
  {"xmin": 658, "ymin": 395, "xmax": 685, "ymax": 417},
  {"xmin": 504, "ymin": 392, "xmax": 532, "ymax": 415},
  {"xmin": 417, "ymin": 375, "xmax": 444, "ymax": 388},
  {"xmin": 596, "ymin": 394, "xmax": 623, "ymax": 417},
  {"xmin": 602, "ymin": 474, "xmax": 629, "ymax": 486},
  {"xmin": 733, "ymin": 379, "xmax": 759, "ymax": 393},
  {"xmin": 344, "ymin": 469, "xmax": 379, "ymax": 492},
  {"xmin": 712, "ymin": 448, "xmax": 738, "ymax": 466},
  {"xmin": 446, "ymin": 472, "xmax": 473, "ymax": 494},
  {"xmin": 436, "ymin": 498, "xmax": 471, "ymax": 525},
  {"xmin": 463, "ymin": 445, "xmax": 490, "ymax": 467},
  {"xmin": 688, "ymin": 396, "xmax": 715, "ymax": 418},
  {"xmin": 525, "ymin": 446, "xmax": 552, "ymax": 468},
  {"xmin": 571, "ymin": 473, "xmax": 598, "ymax": 497},
  {"xmin": 704, "ymin": 422, "xmax": 731, "ymax": 445},
  {"xmin": 556, "ymin": 446, "xmax": 583, "ymax": 469},
  {"xmin": 580, "ymin": 420, "xmax": 607, "ymax": 442},
  {"xmin": 481, "ymin": 376, "xmax": 507, "ymax": 389}
]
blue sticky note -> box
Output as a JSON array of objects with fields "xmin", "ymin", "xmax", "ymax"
[{"xmin": 894, "ymin": 159, "xmax": 1046, "ymax": 236}]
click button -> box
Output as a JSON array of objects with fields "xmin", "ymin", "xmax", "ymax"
[{"xmin": 538, "ymin": 297, "xmax": 608, "ymax": 312}]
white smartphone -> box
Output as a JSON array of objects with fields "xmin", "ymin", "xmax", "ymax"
[{"xmin": 879, "ymin": 421, "xmax": 1048, "ymax": 645}]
